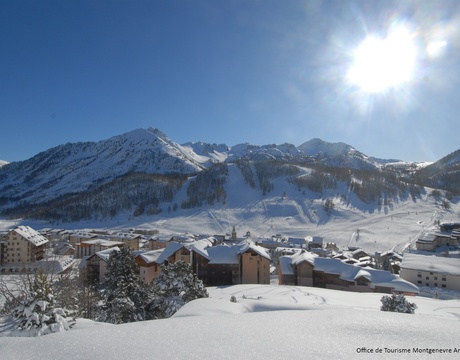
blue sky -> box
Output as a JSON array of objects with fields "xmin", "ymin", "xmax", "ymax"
[{"xmin": 1, "ymin": 0, "xmax": 459, "ymax": 163}]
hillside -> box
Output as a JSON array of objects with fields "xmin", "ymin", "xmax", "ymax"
[
  {"xmin": 0, "ymin": 127, "xmax": 459, "ymax": 255},
  {"xmin": 2, "ymin": 285, "xmax": 460, "ymax": 359}
]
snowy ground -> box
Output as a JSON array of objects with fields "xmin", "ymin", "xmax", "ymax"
[
  {"xmin": 1, "ymin": 185, "xmax": 459, "ymax": 358},
  {"xmin": 1, "ymin": 284, "xmax": 460, "ymax": 359},
  {"xmin": 2, "ymin": 189, "xmax": 459, "ymax": 256}
]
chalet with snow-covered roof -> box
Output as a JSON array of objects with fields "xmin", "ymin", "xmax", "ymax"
[
  {"xmin": 148, "ymin": 238, "xmax": 270, "ymax": 286},
  {"xmin": 308, "ymin": 236, "xmax": 324, "ymax": 249},
  {"xmin": 109, "ymin": 232, "xmax": 142, "ymax": 250},
  {"xmin": 81, "ymin": 247, "xmax": 120, "ymax": 284},
  {"xmin": 199, "ymin": 241, "xmax": 271, "ymax": 286},
  {"xmin": 440, "ymin": 222, "xmax": 460, "ymax": 232},
  {"xmin": 278, "ymin": 251, "xmax": 418, "ymax": 295},
  {"xmin": 415, "ymin": 233, "xmax": 437, "ymax": 251},
  {"xmin": 3, "ymin": 226, "xmax": 49, "ymax": 265},
  {"xmin": 278, "ymin": 251, "xmax": 316, "ymax": 286},
  {"xmin": 53, "ymin": 242, "xmax": 75, "ymax": 256},
  {"xmin": 286, "ymin": 237, "xmax": 309, "ymax": 248},
  {"xmin": 399, "ymin": 253, "xmax": 460, "ymax": 291},
  {"xmin": 135, "ymin": 249, "xmax": 163, "ymax": 284},
  {"xmin": 255, "ymin": 237, "xmax": 280, "ymax": 250},
  {"xmin": 69, "ymin": 231, "xmax": 98, "ymax": 246},
  {"xmin": 75, "ymin": 239, "xmax": 125, "ymax": 259},
  {"xmin": 416, "ymin": 229, "xmax": 459, "ymax": 251},
  {"xmin": 42, "ymin": 228, "xmax": 70, "ymax": 242},
  {"xmin": 149, "ymin": 234, "xmax": 174, "ymax": 250}
]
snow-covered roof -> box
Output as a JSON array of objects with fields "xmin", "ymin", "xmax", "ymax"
[
  {"xmin": 156, "ymin": 242, "xmax": 185, "ymax": 264},
  {"xmin": 286, "ymin": 237, "xmax": 308, "ymax": 245},
  {"xmin": 12, "ymin": 226, "xmax": 48, "ymax": 246},
  {"xmin": 400, "ymin": 253, "xmax": 460, "ymax": 276},
  {"xmin": 207, "ymin": 245, "xmax": 240, "ymax": 264},
  {"xmin": 150, "ymin": 234, "xmax": 173, "ymax": 243},
  {"xmin": 111, "ymin": 232, "xmax": 141, "ymax": 239},
  {"xmin": 94, "ymin": 247, "xmax": 120, "ymax": 262},
  {"xmin": 191, "ymin": 239, "xmax": 213, "ymax": 260},
  {"xmin": 54, "ymin": 242, "xmax": 75, "ymax": 255},
  {"xmin": 282, "ymin": 254, "xmax": 418, "ymax": 294},
  {"xmin": 35, "ymin": 256, "xmax": 75, "ymax": 274},
  {"xmin": 279, "ymin": 256, "xmax": 295, "ymax": 275},
  {"xmin": 80, "ymin": 239, "xmax": 125, "ymax": 247},
  {"xmin": 416, "ymin": 233, "xmax": 436, "ymax": 243},
  {"xmin": 238, "ymin": 241, "xmax": 271, "ymax": 260},
  {"xmin": 137, "ymin": 249, "xmax": 164, "ymax": 264},
  {"xmin": 290, "ymin": 251, "xmax": 316, "ymax": 266},
  {"xmin": 153, "ymin": 239, "xmax": 270, "ymax": 266}
]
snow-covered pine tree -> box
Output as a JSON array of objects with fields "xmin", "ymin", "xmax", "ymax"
[
  {"xmin": 146, "ymin": 261, "xmax": 208, "ymax": 319},
  {"xmin": 380, "ymin": 294, "xmax": 417, "ymax": 314},
  {"xmin": 11, "ymin": 270, "xmax": 75, "ymax": 336},
  {"xmin": 96, "ymin": 247, "xmax": 150, "ymax": 324}
]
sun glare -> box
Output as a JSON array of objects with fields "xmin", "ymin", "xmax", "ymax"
[{"xmin": 347, "ymin": 26, "xmax": 417, "ymax": 93}]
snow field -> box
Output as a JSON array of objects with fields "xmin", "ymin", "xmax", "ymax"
[{"xmin": 2, "ymin": 285, "xmax": 460, "ymax": 359}]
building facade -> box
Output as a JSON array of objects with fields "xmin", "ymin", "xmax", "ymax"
[
  {"xmin": 400, "ymin": 253, "xmax": 460, "ymax": 291},
  {"xmin": 3, "ymin": 226, "xmax": 49, "ymax": 265}
]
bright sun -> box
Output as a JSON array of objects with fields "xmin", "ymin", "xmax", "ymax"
[{"xmin": 347, "ymin": 26, "xmax": 417, "ymax": 93}]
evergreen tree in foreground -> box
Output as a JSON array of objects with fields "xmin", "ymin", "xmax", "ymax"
[
  {"xmin": 146, "ymin": 261, "xmax": 208, "ymax": 319},
  {"xmin": 12, "ymin": 271, "xmax": 75, "ymax": 336},
  {"xmin": 96, "ymin": 247, "xmax": 150, "ymax": 324},
  {"xmin": 380, "ymin": 294, "xmax": 417, "ymax": 314}
]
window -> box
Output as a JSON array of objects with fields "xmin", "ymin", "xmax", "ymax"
[
  {"xmin": 434, "ymin": 283, "xmax": 438, "ymax": 287},
  {"xmin": 442, "ymin": 284, "xmax": 446, "ymax": 288},
  {"xmin": 426, "ymin": 276, "xmax": 429, "ymax": 280},
  {"xmin": 417, "ymin": 274, "xmax": 422, "ymax": 278},
  {"xmin": 426, "ymin": 283, "xmax": 429, "ymax": 286},
  {"xmin": 442, "ymin": 278, "xmax": 447, "ymax": 281},
  {"xmin": 417, "ymin": 280, "xmax": 421, "ymax": 284},
  {"xmin": 434, "ymin": 276, "xmax": 438, "ymax": 280}
]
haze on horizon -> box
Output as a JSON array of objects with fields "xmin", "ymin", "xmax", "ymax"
[{"xmin": 1, "ymin": 0, "xmax": 460, "ymax": 163}]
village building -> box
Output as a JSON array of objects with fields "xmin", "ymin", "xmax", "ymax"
[
  {"xmin": 135, "ymin": 238, "xmax": 270, "ymax": 287},
  {"xmin": 69, "ymin": 231, "xmax": 98, "ymax": 247},
  {"xmin": 399, "ymin": 253, "xmax": 460, "ymax": 291},
  {"xmin": 40, "ymin": 228, "xmax": 70, "ymax": 242},
  {"xmin": 75, "ymin": 239, "xmax": 125, "ymax": 259},
  {"xmin": 108, "ymin": 232, "xmax": 142, "ymax": 250},
  {"xmin": 193, "ymin": 242, "xmax": 271, "ymax": 286},
  {"xmin": 2, "ymin": 226, "xmax": 49, "ymax": 265},
  {"xmin": 135, "ymin": 249, "xmax": 163, "ymax": 284},
  {"xmin": 415, "ymin": 228, "xmax": 459, "ymax": 252},
  {"xmin": 279, "ymin": 250, "xmax": 418, "ymax": 295},
  {"xmin": 149, "ymin": 234, "xmax": 174, "ymax": 250},
  {"xmin": 53, "ymin": 242, "xmax": 75, "ymax": 256},
  {"xmin": 81, "ymin": 247, "xmax": 120, "ymax": 284}
]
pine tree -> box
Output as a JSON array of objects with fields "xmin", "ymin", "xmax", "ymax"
[
  {"xmin": 96, "ymin": 247, "xmax": 150, "ymax": 324},
  {"xmin": 380, "ymin": 294, "xmax": 417, "ymax": 314},
  {"xmin": 11, "ymin": 271, "xmax": 75, "ymax": 336},
  {"xmin": 146, "ymin": 261, "xmax": 208, "ymax": 319}
]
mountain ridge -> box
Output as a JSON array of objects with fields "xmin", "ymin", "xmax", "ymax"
[{"xmin": 0, "ymin": 127, "xmax": 458, "ymax": 222}]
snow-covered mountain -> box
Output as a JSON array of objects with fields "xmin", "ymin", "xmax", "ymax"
[
  {"xmin": 0, "ymin": 160, "xmax": 8, "ymax": 167},
  {"xmin": 298, "ymin": 138, "xmax": 382, "ymax": 169},
  {"xmin": 0, "ymin": 128, "xmax": 205, "ymax": 204},
  {"xmin": 413, "ymin": 149, "xmax": 460, "ymax": 194},
  {"xmin": 0, "ymin": 127, "xmax": 457, "ymax": 222}
]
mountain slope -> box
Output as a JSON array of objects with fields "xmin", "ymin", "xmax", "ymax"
[
  {"xmin": 0, "ymin": 128, "xmax": 204, "ymax": 204},
  {"xmin": 0, "ymin": 127, "xmax": 457, "ymax": 224},
  {"xmin": 298, "ymin": 138, "xmax": 382, "ymax": 169},
  {"xmin": 413, "ymin": 149, "xmax": 460, "ymax": 194}
]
